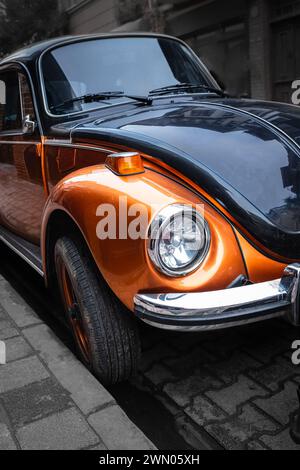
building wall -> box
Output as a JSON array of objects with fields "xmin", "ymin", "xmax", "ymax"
[
  {"xmin": 248, "ymin": 0, "xmax": 271, "ymax": 100},
  {"xmin": 62, "ymin": 0, "xmax": 118, "ymax": 34},
  {"xmin": 61, "ymin": 0, "xmax": 300, "ymax": 102},
  {"xmin": 174, "ymin": 0, "xmax": 249, "ymax": 97}
]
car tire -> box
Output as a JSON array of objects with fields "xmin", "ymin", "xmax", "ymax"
[{"xmin": 54, "ymin": 235, "xmax": 141, "ymax": 385}]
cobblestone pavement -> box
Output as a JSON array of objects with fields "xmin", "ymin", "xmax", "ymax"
[
  {"xmin": 0, "ymin": 243, "xmax": 300, "ymax": 450},
  {"xmin": 0, "ymin": 274, "xmax": 155, "ymax": 450},
  {"xmin": 135, "ymin": 319, "xmax": 300, "ymax": 450}
]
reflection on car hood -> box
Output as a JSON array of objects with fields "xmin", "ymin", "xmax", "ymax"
[{"xmin": 72, "ymin": 98, "xmax": 300, "ymax": 259}]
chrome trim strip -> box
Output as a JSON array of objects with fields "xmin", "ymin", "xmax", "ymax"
[
  {"xmin": 44, "ymin": 140, "xmax": 113, "ymax": 154},
  {"xmin": 141, "ymin": 311, "xmax": 284, "ymax": 332},
  {"xmin": 0, "ymin": 140, "xmax": 39, "ymax": 145},
  {"xmin": 0, "ymin": 234, "xmax": 44, "ymax": 277},
  {"xmin": 134, "ymin": 264, "xmax": 300, "ymax": 331}
]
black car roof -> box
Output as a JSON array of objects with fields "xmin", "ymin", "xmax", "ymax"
[{"xmin": 0, "ymin": 33, "xmax": 179, "ymax": 66}]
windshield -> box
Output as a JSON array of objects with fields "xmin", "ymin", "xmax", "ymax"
[{"xmin": 42, "ymin": 37, "xmax": 212, "ymax": 116}]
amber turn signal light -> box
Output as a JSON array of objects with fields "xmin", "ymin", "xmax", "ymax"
[{"xmin": 105, "ymin": 152, "xmax": 145, "ymax": 176}]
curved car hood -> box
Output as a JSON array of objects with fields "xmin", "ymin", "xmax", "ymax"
[{"xmin": 73, "ymin": 98, "xmax": 300, "ymax": 259}]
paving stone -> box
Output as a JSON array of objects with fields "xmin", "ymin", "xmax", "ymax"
[
  {"xmin": 140, "ymin": 343, "xmax": 178, "ymax": 371},
  {"xmin": 185, "ymin": 395, "xmax": 227, "ymax": 426},
  {"xmin": 263, "ymin": 319, "xmax": 296, "ymax": 341},
  {"xmin": 1, "ymin": 378, "xmax": 72, "ymax": 427},
  {"xmin": 140, "ymin": 327, "xmax": 166, "ymax": 351},
  {"xmin": 254, "ymin": 382, "xmax": 299, "ymax": 426},
  {"xmin": 260, "ymin": 428, "xmax": 300, "ymax": 450},
  {"xmin": 205, "ymin": 421, "xmax": 248, "ymax": 450},
  {"xmin": 0, "ymin": 423, "xmax": 17, "ymax": 450},
  {"xmin": 164, "ymin": 368, "xmax": 222, "ymax": 407},
  {"xmin": 0, "ymin": 356, "xmax": 49, "ymax": 394},
  {"xmin": 206, "ymin": 375, "xmax": 267, "ymax": 414},
  {"xmin": 0, "ymin": 319, "xmax": 19, "ymax": 340},
  {"xmin": 0, "ymin": 282, "xmax": 42, "ymax": 328},
  {"xmin": 0, "ymin": 403, "xmax": 9, "ymax": 425},
  {"xmin": 163, "ymin": 347, "xmax": 215, "ymax": 377},
  {"xmin": 209, "ymin": 351, "xmax": 261, "ymax": 384},
  {"xmin": 246, "ymin": 441, "xmax": 267, "ymax": 450},
  {"xmin": 236, "ymin": 404, "xmax": 279, "ymax": 434},
  {"xmin": 166, "ymin": 332, "xmax": 218, "ymax": 352},
  {"xmin": 202, "ymin": 331, "xmax": 251, "ymax": 359},
  {"xmin": 248, "ymin": 357, "xmax": 299, "ymax": 392},
  {"xmin": 243, "ymin": 335, "xmax": 290, "ymax": 364},
  {"xmin": 88, "ymin": 442, "xmax": 107, "ymax": 450},
  {"xmin": 17, "ymin": 408, "xmax": 99, "ymax": 450},
  {"xmin": 205, "ymin": 403, "xmax": 279, "ymax": 450},
  {"xmin": 0, "ymin": 305, "xmax": 5, "ymax": 319},
  {"xmin": 88, "ymin": 405, "xmax": 156, "ymax": 450},
  {"xmin": 5, "ymin": 336, "xmax": 33, "ymax": 363},
  {"xmin": 144, "ymin": 364, "xmax": 175, "ymax": 386},
  {"xmin": 23, "ymin": 324, "xmax": 114, "ymax": 415}
]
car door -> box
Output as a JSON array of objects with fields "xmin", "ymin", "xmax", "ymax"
[{"xmin": 0, "ymin": 66, "xmax": 46, "ymax": 245}]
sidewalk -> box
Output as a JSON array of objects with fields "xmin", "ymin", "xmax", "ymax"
[{"xmin": 0, "ymin": 274, "xmax": 155, "ymax": 450}]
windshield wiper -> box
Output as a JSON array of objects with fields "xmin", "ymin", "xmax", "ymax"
[
  {"xmin": 149, "ymin": 83, "xmax": 228, "ymax": 98},
  {"xmin": 51, "ymin": 91, "xmax": 153, "ymax": 112}
]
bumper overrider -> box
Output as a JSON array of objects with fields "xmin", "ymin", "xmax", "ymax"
[{"xmin": 134, "ymin": 264, "xmax": 300, "ymax": 331}]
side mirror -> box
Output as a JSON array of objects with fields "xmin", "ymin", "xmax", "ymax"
[{"xmin": 22, "ymin": 115, "xmax": 37, "ymax": 135}]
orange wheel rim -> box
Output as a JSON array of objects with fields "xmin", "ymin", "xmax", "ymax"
[{"xmin": 61, "ymin": 264, "xmax": 91, "ymax": 365}]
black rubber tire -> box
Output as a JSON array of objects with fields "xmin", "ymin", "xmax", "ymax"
[{"xmin": 54, "ymin": 235, "xmax": 141, "ymax": 385}]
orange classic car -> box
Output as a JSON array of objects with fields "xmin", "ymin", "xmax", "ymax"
[{"xmin": 0, "ymin": 33, "xmax": 300, "ymax": 384}]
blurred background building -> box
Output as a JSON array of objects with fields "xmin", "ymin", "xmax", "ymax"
[{"xmin": 57, "ymin": 0, "xmax": 300, "ymax": 103}]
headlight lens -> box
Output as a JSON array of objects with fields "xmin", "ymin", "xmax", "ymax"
[{"xmin": 148, "ymin": 204, "xmax": 210, "ymax": 277}]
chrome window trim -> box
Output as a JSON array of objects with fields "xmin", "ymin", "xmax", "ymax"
[{"xmin": 18, "ymin": 73, "xmax": 25, "ymax": 122}]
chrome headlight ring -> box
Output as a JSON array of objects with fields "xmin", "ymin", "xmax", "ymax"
[{"xmin": 147, "ymin": 204, "xmax": 211, "ymax": 277}]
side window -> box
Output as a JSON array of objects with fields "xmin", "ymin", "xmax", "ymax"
[{"xmin": 0, "ymin": 71, "xmax": 22, "ymax": 132}]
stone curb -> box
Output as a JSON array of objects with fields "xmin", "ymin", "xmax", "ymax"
[{"xmin": 0, "ymin": 275, "xmax": 155, "ymax": 450}]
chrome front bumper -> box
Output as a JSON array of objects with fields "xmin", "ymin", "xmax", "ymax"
[{"xmin": 134, "ymin": 264, "xmax": 300, "ymax": 331}]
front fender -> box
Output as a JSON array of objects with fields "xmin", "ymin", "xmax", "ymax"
[{"xmin": 41, "ymin": 164, "xmax": 246, "ymax": 311}]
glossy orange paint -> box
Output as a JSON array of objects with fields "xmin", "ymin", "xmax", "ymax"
[
  {"xmin": 73, "ymin": 136, "xmax": 298, "ymax": 265},
  {"xmin": 39, "ymin": 136, "xmax": 299, "ymax": 312},
  {"xmin": 41, "ymin": 163, "xmax": 246, "ymax": 311},
  {"xmin": 234, "ymin": 229, "xmax": 288, "ymax": 283}
]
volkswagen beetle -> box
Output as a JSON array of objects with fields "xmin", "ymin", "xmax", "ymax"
[{"xmin": 0, "ymin": 33, "xmax": 299, "ymax": 384}]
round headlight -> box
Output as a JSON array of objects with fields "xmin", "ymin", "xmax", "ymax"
[{"xmin": 148, "ymin": 204, "xmax": 210, "ymax": 277}]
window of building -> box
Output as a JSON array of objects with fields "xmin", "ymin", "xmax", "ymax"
[{"xmin": 186, "ymin": 22, "xmax": 250, "ymax": 98}]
